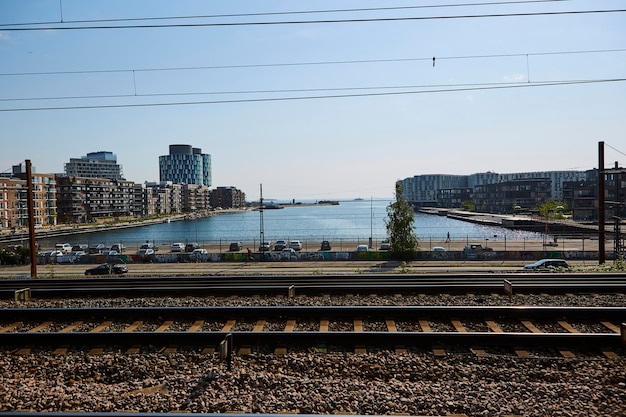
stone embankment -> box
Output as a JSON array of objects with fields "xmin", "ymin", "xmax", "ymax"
[{"xmin": 420, "ymin": 208, "xmax": 604, "ymax": 236}]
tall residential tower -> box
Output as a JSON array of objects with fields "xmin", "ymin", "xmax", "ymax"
[{"xmin": 159, "ymin": 144, "xmax": 212, "ymax": 186}]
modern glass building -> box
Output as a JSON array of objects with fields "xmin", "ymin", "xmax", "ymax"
[{"xmin": 159, "ymin": 144, "xmax": 212, "ymax": 186}]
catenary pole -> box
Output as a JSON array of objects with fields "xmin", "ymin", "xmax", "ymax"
[
  {"xmin": 599, "ymin": 141, "xmax": 605, "ymax": 264},
  {"xmin": 26, "ymin": 160, "xmax": 37, "ymax": 278}
]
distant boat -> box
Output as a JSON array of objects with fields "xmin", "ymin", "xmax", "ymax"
[
  {"xmin": 162, "ymin": 219, "xmax": 171, "ymax": 223},
  {"xmin": 354, "ymin": 198, "xmax": 364, "ymax": 201},
  {"xmin": 263, "ymin": 203, "xmax": 284, "ymax": 209}
]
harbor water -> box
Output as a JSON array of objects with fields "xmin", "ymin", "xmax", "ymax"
[{"xmin": 36, "ymin": 199, "xmax": 546, "ymax": 249}]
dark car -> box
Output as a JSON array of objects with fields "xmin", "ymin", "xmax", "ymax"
[
  {"xmin": 273, "ymin": 240, "xmax": 287, "ymax": 251},
  {"xmin": 229, "ymin": 242, "xmax": 242, "ymax": 252},
  {"xmin": 185, "ymin": 243, "xmax": 199, "ymax": 252},
  {"xmin": 320, "ymin": 240, "xmax": 332, "ymax": 251},
  {"xmin": 88, "ymin": 243, "xmax": 106, "ymax": 254},
  {"xmin": 523, "ymin": 259, "xmax": 569, "ymax": 270},
  {"xmin": 85, "ymin": 263, "xmax": 128, "ymax": 275}
]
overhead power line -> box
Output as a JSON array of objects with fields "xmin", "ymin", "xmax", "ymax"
[
  {"xmin": 1, "ymin": 77, "xmax": 624, "ymax": 103},
  {"xmin": 0, "ymin": 9, "xmax": 623, "ymax": 31},
  {"xmin": 605, "ymin": 143, "xmax": 626, "ymax": 158},
  {"xmin": 0, "ymin": 78, "xmax": 623, "ymax": 112},
  {"xmin": 0, "ymin": 81, "xmax": 544, "ymax": 102},
  {"xmin": 0, "ymin": 0, "xmax": 573, "ymax": 27},
  {"xmin": 1, "ymin": 48, "xmax": 623, "ymax": 77}
]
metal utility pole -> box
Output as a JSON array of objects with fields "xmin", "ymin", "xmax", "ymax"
[
  {"xmin": 26, "ymin": 160, "xmax": 37, "ymax": 278},
  {"xmin": 598, "ymin": 142, "xmax": 605, "ymax": 264},
  {"xmin": 259, "ymin": 184, "xmax": 264, "ymax": 253}
]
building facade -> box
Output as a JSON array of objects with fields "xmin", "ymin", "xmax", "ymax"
[
  {"xmin": 473, "ymin": 178, "xmax": 552, "ymax": 214},
  {"xmin": 55, "ymin": 176, "xmax": 134, "ymax": 223},
  {"xmin": 402, "ymin": 170, "xmax": 587, "ymax": 212},
  {"xmin": 209, "ymin": 186, "xmax": 246, "ymax": 209},
  {"xmin": 563, "ymin": 167, "xmax": 626, "ymax": 222},
  {"xmin": 64, "ymin": 151, "xmax": 125, "ymax": 180},
  {"xmin": 159, "ymin": 144, "xmax": 212, "ymax": 186},
  {"xmin": 11, "ymin": 164, "xmax": 57, "ymax": 228}
]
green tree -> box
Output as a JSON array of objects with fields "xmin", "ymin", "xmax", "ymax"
[
  {"xmin": 539, "ymin": 200, "xmax": 567, "ymax": 219},
  {"xmin": 385, "ymin": 182, "xmax": 419, "ymax": 260},
  {"xmin": 461, "ymin": 200, "xmax": 475, "ymax": 212}
]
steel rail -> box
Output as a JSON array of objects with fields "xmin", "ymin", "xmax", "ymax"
[
  {"xmin": 2, "ymin": 306, "xmax": 622, "ymax": 349},
  {"xmin": 1, "ymin": 273, "xmax": 626, "ymax": 297},
  {"xmin": 0, "ymin": 330, "xmax": 618, "ymax": 348},
  {"xmin": 2, "ymin": 305, "xmax": 625, "ymax": 321}
]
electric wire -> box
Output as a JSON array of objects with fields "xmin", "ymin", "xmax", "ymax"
[
  {"xmin": 1, "ymin": 9, "xmax": 623, "ymax": 31},
  {"xmin": 1, "ymin": 48, "xmax": 624, "ymax": 77},
  {"xmin": 0, "ymin": 0, "xmax": 574, "ymax": 27},
  {"xmin": 1, "ymin": 78, "xmax": 621, "ymax": 103},
  {"xmin": 605, "ymin": 143, "xmax": 626, "ymax": 158},
  {"xmin": 0, "ymin": 78, "xmax": 623, "ymax": 112}
]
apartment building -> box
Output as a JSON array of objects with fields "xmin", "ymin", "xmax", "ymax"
[
  {"xmin": 563, "ymin": 167, "xmax": 626, "ymax": 222},
  {"xmin": 402, "ymin": 170, "xmax": 587, "ymax": 211},
  {"xmin": 473, "ymin": 178, "xmax": 552, "ymax": 213},
  {"xmin": 55, "ymin": 176, "xmax": 134, "ymax": 223},
  {"xmin": 64, "ymin": 151, "xmax": 125, "ymax": 180},
  {"xmin": 209, "ymin": 186, "xmax": 246, "ymax": 209}
]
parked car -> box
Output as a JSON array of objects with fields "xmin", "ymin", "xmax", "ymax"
[
  {"xmin": 320, "ymin": 240, "xmax": 332, "ymax": 251},
  {"xmin": 280, "ymin": 248, "xmax": 297, "ymax": 260},
  {"xmin": 432, "ymin": 246, "xmax": 446, "ymax": 252},
  {"xmin": 229, "ymin": 242, "xmax": 243, "ymax": 252},
  {"xmin": 289, "ymin": 240, "xmax": 303, "ymax": 251},
  {"xmin": 189, "ymin": 248, "xmax": 208, "ymax": 261},
  {"xmin": 136, "ymin": 248, "xmax": 155, "ymax": 256},
  {"xmin": 72, "ymin": 244, "xmax": 88, "ymax": 252},
  {"xmin": 523, "ymin": 259, "xmax": 569, "ymax": 270},
  {"xmin": 463, "ymin": 243, "xmax": 492, "ymax": 253},
  {"xmin": 85, "ymin": 263, "xmax": 128, "ymax": 275},
  {"xmin": 379, "ymin": 239, "xmax": 391, "ymax": 251},
  {"xmin": 88, "ymin": 244, "xmax": 106, "ymax": 254},
  {"xmin": 171, "ymin": 242, "xmax": 185, "ymax": 252},
  {"xmin": 273, "ymin": 240, "xmax": 287, "ymax": 251},
  {"xmin": 101, "ymin": 250, "xmax": 120, "ymax": 256},
  {"xmin": 110, "ymin": 243, "xmax": 126, "ymax": 252},
  {"xmin": 356, "ymin": 245, "xmax": 369, "ymax": 252},
  {"xmin": 185, "ymin": 243, "xmax": 199, "ymax": 252},
  {"xmin": 259, "ymin": 241, "xmax": 272, "ymax": 252},
  {"xmin": 47, "ymin": 250, "xmax": 65, "ymax": 257},
  {"xmin": 463, "ymin": 243, "xmax": 493, "ymax": 259},
  {"xmin": 55, "ymin": 243, "xmax": 73, "ymax": 253},
  {"xmin": 140, "ymin": 242, "xmax": 157, "ymax": 250},
  {"xmin": 68, "ymin": 251, "xmax": 86, "ymax": 257}
]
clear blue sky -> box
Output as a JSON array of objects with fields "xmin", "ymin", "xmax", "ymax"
[{"xmin": 1, "ymin": 0, "xmax": 625, "ymax": 201}]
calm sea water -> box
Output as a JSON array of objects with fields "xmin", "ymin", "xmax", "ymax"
[{"xmin": 39, "ymin": 200, "xmax": 545, "ymax": 247}]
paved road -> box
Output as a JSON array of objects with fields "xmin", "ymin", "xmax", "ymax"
[{"xmin": 0, "ymin": 259, "xmax": 600, "ymax": 278}]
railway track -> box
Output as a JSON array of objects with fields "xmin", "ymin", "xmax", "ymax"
[
  {"xmin": 1, "ymin": 306, "xmax": 624, "ymax": 355},
  {"xmin": 2, "ymin": 272, "xmax": 626, "ymax": 297}
]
